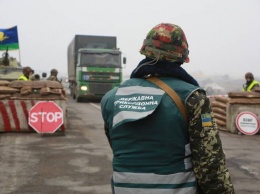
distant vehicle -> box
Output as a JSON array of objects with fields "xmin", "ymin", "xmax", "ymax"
[
  {"xmin": 0, "ymin": 47, "xmax": 23, "ymax": 81},
  {"xmin": 67, "ymin": 35, "xmax": 126, "ymax": 102}
]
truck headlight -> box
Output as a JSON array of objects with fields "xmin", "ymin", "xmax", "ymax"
[{"xmin": 80, "ymin": 86, "xmax": 88, "ymax": 91}]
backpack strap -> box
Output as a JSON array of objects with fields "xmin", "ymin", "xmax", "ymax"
[{"xmin": 147, "ymin": 77, "xmax": 188, "ymax": 122}]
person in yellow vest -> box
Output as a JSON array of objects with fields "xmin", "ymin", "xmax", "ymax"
[
  {"xmin": 18, "ymin": 66, "xmax": 33, "ymax": 81},
  {"xmin": 243, "ymin": 72, "xmax": 260, "ymax": 91}
]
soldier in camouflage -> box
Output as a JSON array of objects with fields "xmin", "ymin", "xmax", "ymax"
[
  {"xmin": 47, "ymin": 68, "xmax": 60, "ymax": 82},
  {"xmin": 101, "ymin": 23, "xmax": 234, "ymax": 194}
]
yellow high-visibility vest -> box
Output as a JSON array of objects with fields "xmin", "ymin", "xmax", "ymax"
[
  {"xmin": 243, "ymin": 80, "xmax": 260, "ymax": 91},
  {"xmin": 18, "ymin": 75, "xmax": 29, "ymax": 81}
]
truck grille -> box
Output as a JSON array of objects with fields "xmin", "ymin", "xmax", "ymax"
[
  {"xmin": 89, "ymin": 83, "xmax": 113, "ymax": 95},
  {"xmin": 82, "ymin": 72, "xmax": 120, "ymax": 82}
]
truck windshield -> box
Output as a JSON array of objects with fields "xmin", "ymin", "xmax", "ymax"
[{"xmin": 80, "ymin": 53, "xmax": 121, "ymax": 67}]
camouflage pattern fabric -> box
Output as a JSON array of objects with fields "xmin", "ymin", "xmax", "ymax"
[
  {"xmin": 186, "ymin": 90, "xmax": 234, "ymax": 193},
  {"xmin": 47, "ymin": 75, "xmax": 59, "ymax": 82},
  {"xmin": 140, "ymin": 23, "xmax": 190, "ymax": 63}
]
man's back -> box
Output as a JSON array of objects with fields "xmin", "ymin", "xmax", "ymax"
[{"xmin": 101, "ymin": 77, "xmax": 199, "ymax": 193}]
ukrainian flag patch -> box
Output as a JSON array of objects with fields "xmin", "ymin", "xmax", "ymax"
[{"xmin": 201, "ymin": 113, "xmax": 213, "ymax": 127}]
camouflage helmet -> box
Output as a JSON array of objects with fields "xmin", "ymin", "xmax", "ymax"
[
  {"xmin": 245, "ymin": 72, "xmax": 254, "ymax": 79},
  {"xmin": 140, "ymin": 23, "xmax": 189, "ymax": 63},
  {"xmin": 50, "ymin": 68, "xmax": 58, "ymax": 74}
]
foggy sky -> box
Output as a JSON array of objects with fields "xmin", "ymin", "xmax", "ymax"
[{"xmin": 1, "ymin": 0, "xmax": 260, "ymax": 79}]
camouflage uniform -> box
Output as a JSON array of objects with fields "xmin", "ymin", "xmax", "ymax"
[
  {"xmin": 47, "ymin": 69, "xmax": 59, "ymax": 82},
  {"xmin": 47, "ymin": 75, "xmax": 59, "ymax": 82},
  {"xmin": 187, "ymin": 90, "xmax": 234, "ymax": 193}
]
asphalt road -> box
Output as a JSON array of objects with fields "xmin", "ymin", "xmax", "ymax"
[
  {"xmin": 0, "ymin": 96, "xmax": 259, "ymax": 194},
  {"xmin": 0, "ymin": 97, "xmax": 112, "ymax": 194}
]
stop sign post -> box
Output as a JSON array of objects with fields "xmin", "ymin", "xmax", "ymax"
[{"xmin": 29, "ymin": 101, "xmax": 63, "ymax": 134}]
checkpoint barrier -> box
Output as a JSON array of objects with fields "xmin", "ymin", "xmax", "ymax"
[
  {"xmin": 226, "ymin": 91, "xmax": 260, "ymax": 134},
  {"xmin": 0, "ymin": 99, "xmax": 67, "ymax": 132},
  {"xmin": 0, "ymin": 100, "xmax": 67, "ymax": 132},
  {"xmin": 0, "ymin": 80, "xmax": 67, "ymax": 133},
  {"xmin": 209, "ymin": 91, "xmax": 260, "ymax": 135}
]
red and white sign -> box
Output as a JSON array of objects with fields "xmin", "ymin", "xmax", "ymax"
[
  {"xmin": 29, "ymin": 101, "xmax": 63, "ymax": 133},
  {"xmin": 236, "ymin": 111, "xmax": 260, "ymax": 135}
]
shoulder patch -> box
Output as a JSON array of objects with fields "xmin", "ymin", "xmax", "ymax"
[{"xmin": 201, "ymin": 113, "xmax": 213, "ymax": 127}]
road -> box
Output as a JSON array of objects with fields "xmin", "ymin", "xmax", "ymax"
[
  {"xmin": 0, "ymin": 96, "xmax": 112, "ymax": 194},
  {"xmin": 0, "ymin": 96, "xmax": 259, "ymax": 194}
]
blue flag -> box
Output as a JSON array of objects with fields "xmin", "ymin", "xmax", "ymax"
[{"xmin": 0, "ymin": 26, "xmax": 19, "ymax": 50}]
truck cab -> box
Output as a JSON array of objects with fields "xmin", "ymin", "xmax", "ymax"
[{"xmin": 67, "ymin": 35, "xmax": 126, "ymax": 102}]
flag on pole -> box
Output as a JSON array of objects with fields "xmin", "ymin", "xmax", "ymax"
[{"xmin": 0, "ymin": 26, "xmax": 19, "ymax": 50}]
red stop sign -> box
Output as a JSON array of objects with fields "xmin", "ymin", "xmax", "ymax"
[{"xmin": 29, "ymin": 101, "xmax": 63, "ymax": 133}]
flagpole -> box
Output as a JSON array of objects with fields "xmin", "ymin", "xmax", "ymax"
[{"xmin": 18, "ymin": 48, "xmax": 22, "ymax": 66}]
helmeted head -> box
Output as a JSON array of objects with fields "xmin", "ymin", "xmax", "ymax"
[
  {"xmin": 140, "ymin": 23, "xmax": 189, "ymax": 64},
  {"xmin": 22, "ymin": 66, "xmax": 33, "ymax": 77},
  {"xmin": 50, "ymin": 68, "xmax": 58, "ymax": 76},
  {"xmin": 245, "ymin": 72, "xmax": 254, "ymax": 81}
]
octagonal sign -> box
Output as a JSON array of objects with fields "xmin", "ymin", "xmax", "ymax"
[{"xmin": 29, "ymin": 101, "xmax": 63, "ymax": 133}]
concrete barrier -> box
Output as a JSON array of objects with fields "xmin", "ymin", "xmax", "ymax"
[{"xmin": 0, "ymin": 99, "xmax": 67, "ymax": 132}]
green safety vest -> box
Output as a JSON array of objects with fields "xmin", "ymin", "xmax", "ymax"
[
  {"xmin": 101, "ymin": 77, "xmax": 201, "ymax": 194},
  {"xmin": 18, "ymin": 75, "xmax": 28, "ymax": 81},
  {"xmin": 243, "ymin": 80, "xmax": 260, "ymax": 91}
]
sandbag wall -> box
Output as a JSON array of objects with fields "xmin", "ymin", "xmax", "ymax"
[
  {"xmin": 0, "ymin": 80, "xmax": 67, "ymax": 132},
  {"xmin": 211, "ymin": 96, "xmax": 230, "ymax": 131}
]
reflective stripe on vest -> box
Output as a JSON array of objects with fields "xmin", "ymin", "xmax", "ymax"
[
  {"xmin": 114, "ymin": 186, "xmax": 196, "ymax": 194},
  {"xmin": 113, "ymin": 86, "xmax": 164, "ymax": 128},
  {"xmin": 247, "ymin": 80, "xmax": 260, "ymax": 91},
  {"xmin": 113, "ymin": 171, "xmax": 196, "ymax": 194},
  {"xmin": 112, "ymin": 143, "xmax": 195, "ymax": 193}
]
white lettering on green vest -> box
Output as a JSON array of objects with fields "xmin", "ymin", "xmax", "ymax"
[{"xmin": 112, "ymin": 86, "xmax": 164, "ymax": 127}]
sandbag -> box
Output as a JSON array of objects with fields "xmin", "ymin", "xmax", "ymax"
[
  {"xmin": 45, "ymin": 80, "xmax": 63, "ymax": 89},
  {"xmin": 229, "ymin": 98, "xmax": 260, "ymax": 104},
  {"xmin": 214, "ymin": 96, "xmax": 230, "ymax": 103},
  {"xmin": 228, "ymin": 91, "xmax": 260, "ymax": 98},
  {"xmin": 0, "ymin": 94, "xmax": 11, "ymax": 99},
  {"xmin": 40, "ymin": 87, "xmax": 52, "ymax": 95},
  {"xmin": 212, "ymin": 107, "xmax": 226, "ymax": 115},
  {"xmin": 213, "ymin": 112, "xmax": 226, "ymax": 121},
  {"xmin": 51, "ymin": 88, "xmax": 62, "ymax": 95},
  {"xmin": 0, "ymin": 86, "xmax": 19, "ymax": 94},
  {"xmin": 0, "ymin": 80, "xmax": 10, "ymax": 86},
  {"xmin": 215, "ymin": 118, "xmax": 226, "ymax": 127},
  {"xmin": 20, "ymin": 86, "xmax": 32, "ymax": 95},
  {"xmin": 211, "ymin": 101, "xmax": 227, "ymax": 109},
  {"xmin": 8, "ymin": 80, "xmax": 33, "ymax": 88}
]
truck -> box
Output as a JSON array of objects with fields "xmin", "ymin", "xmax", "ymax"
[{"xmin": 67, "ymin": 35, "xmax": 126, "ymax": 102}]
